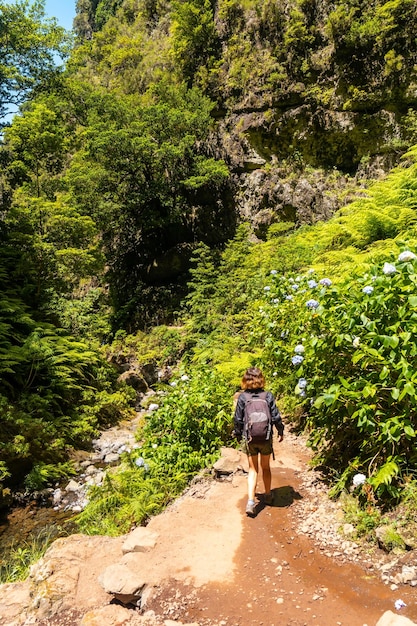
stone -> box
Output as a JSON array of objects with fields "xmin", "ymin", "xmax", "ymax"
[
  {"xmin": 375, "ymin": 525, "xmax": 405, "ymax": 552},
  {"xmin": 117, "ymin": 370, "xmax": 148, "ymax": 393},
  {"xmin": 98, "ymin": 563, "xmax": 146, "ymax": 605},
  {"xmin": 140, "ymin": 362, "xmax": 159, "ymax": 386},
  {"xmin": 65, "ymin": 480, "xmax": 81, "ymax": 493},
  {"xmin": 0, "ymin": 582, "xmax": 32, "ymax": 624},
  {"xmin": 104, "ymin": 452, "xmax": 120, "ymax": 464},
  {"xmin": 376, "ymin": 610, "xmax": 417, "ymax": 626},
  {"xmin": 80, "ymin": 604, "xmax": 133, "ymax": 625},
  {"xmin": 213, "ymin": 447, "xmax": 248, "ymax": 475},
  {"xmin": 341, "ymin": 523, "xmax": 355, "ymax": 536},
  {"xmin": 396, "ymin": 566, "xmax": 417, "ymax": 584},
  {"xmin": 164, "ymin": 622, "xmax": 200, "ymax": 626},
  {"xmin": 122, "ymin": 527, "xmax": 159, "ymax": 554}
]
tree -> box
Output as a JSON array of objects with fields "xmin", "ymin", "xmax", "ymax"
[
  {"xmin": 65, "ymin": 83, "xmax": 231, "ymax": 328},
  {"xmin": 0, "ymin": 0, "xmax": 69, "ymax": 121},
  {"xmin": 170, "ymin": 0, "xmax": 220, "ymax": 85},
  {"xmin": 4, "ymin": 101, "xmax": 67, "ymax": 197}
]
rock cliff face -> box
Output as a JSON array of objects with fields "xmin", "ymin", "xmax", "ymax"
[
  {"xmin": 206, "ymin": 0, "xmax": 417, "ymax": 232},
  {"xmin": 73, "ymin": 0, "xmax": 417, "ymax": 243}
]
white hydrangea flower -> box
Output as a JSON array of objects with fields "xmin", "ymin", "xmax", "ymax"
[
  {"xmin": 398, "ymin": 250, "xmax": 416, "ymax": 262},
  {"xmin": 383, "ymin": 262, "xmax": 396, "ymax": 275},
  {"xmin": 352, "ymin": 473, "xmax": 366, "ymax": 487},
  {"xmin": 294, "ymin": 344, "xmax": 305, "ymax": 354},
  {"xmin": 352, "ymin": 336, "xmax": 360, "ymax": 348}
]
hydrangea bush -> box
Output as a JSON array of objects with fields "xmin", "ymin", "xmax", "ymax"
[{"xmin": 256, "ymin": 252, "xmax": 417, "ymax": 501}]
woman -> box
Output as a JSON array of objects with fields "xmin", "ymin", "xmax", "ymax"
[{"xmin": 233, "ymin": 367, "xmax": 284, "ymax": 517}]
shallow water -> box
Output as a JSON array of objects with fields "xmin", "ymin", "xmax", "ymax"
[{"xmin": 0, "ymin": 502, "xmax": 76, "ymax": 559}]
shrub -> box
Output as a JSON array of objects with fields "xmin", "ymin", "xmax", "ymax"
[
  {"xmin": 256, "ymin": 249, "xmax": 417, "ymax": 502},
  {"xmin": 77, "ymin": 366, "xmax": 234, "ymax": 533}
]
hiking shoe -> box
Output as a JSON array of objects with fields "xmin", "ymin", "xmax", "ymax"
[
  {"xmin": 264, "ymin": 492, "xmax": 273, "ymax": 505},
  {"xmin": 245, "ymin": 500, "xmax": 256, "ymax": 517}
]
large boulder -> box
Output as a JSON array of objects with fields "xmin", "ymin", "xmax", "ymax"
[
  {"xmin": 122, "ymin": 527, "xmax": 159, "ymax": 555},
  {"xmin": 376, "ymin": 610, "xmax": 417, "ymax": 626},
  {"xmin": 117, "ymin": 370, "xmax": 148, "ymax": 393},
  {"xmin": 213, "ymin": 447, "xmax": 248, "ymax": 476},
  {"xmin": 98, "ymin": 563, "xmax": 146, "ymax": 605}
]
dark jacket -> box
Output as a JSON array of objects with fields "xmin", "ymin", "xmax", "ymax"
[{"xmin": 233, "ymin": 388, "xmax": 284, "ymax": 439}]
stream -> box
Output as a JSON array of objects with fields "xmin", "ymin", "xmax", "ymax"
[{"xmin": 0, "ymin": 411, "xmax": 143, "ymax": 571}]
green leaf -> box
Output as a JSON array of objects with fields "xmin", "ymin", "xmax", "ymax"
[
  {"xmin": 404, "ymin": 425, "xmax": 416, "ymax": 438},
  {"xmin": 370, "ymin": 460, "xmax": 399, "ymax": 488},
  {"xmin": 379, "ymin": 366, "xmax": 389, "ymax": 381}
]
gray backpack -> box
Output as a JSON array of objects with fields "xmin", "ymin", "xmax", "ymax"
[{"xmin": 242, "ymin": 391, "xmax": 272, "ymax": 443}]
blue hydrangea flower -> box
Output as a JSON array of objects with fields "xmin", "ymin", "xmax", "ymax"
[
  {"xmin": 398, "ymin": 250, "xmax": 416, "ymax": 262},
  {"xmin": 319, "ymin": 278, "xmax": 332, "ymax": 287},
  {"xmin": 292, "ymin": 355, "xmax": 304, "ymax": 366},
  {"xmin": 280, "ymin": 330, "xmax": 289, "ymax": 339},
  {"xmin": 270, "ymin": 269, "xmax": 278, "ymax": 274},
  {"xmin": 135, "ymin": 457, "xmax": 145, "ymax": 468},
  {"xmin": 383, "ymin": 262, "xmax": 396, "ymax": 275},
  {"xmin": 307, "ymin": 280, "xmax": 318, "ymax": 289},
  {"xmin": 291, "ymin": 283, "xmax": 299, "ymax": 290},
  {"xmin": 298, "ymin": 378, "xmax": 307, "ymax": 389},
  {"xmin": 306, "ymin": 299, "xmax": 319, "ymax": 309},
  {"xmin": 285, "ymin": 295, "xmax": 293, "ymax": 301},
  {"xmin": 299, "ymin": 390, "xmax": 306, "ymax": 398},
  {"xmin": 294, "ymin": 344, "xmax": 305, "ymax": 354},
  {"xmin": 362, "ymin": 285, "xmax": 374, "ymax": 295}
]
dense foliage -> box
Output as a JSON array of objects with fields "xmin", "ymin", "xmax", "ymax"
[
  {"xmin": 2, "ymin": 0, "xmax": 417, "ymax": 544},
  {"xmin": 77, "ymin": 368, "xmax": 231, "ymax": 534}
]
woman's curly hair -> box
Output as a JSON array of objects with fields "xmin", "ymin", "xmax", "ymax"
[{"xmin": 241, "ymin": 367, "xmax": 265, "ymax": 390}]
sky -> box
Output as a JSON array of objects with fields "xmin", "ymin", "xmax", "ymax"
[{"xmin": 43, "ymin": 0, "xmax": 76, "ymax": 31}]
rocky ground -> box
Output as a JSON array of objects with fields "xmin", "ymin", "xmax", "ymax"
[{"xmin": 1, "ymin": 432, "xmax": 416, "ymax": 626}]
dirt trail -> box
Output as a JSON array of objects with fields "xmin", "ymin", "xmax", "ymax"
[
  {"xmin": 141, "ymin": 435, "xmax": 417, "ymax": 626},
  {"xmin": 6, "ymin": 434, "xmax": 417, "ymax": 626}
]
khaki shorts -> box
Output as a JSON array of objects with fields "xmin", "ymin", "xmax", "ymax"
[{"xmin": 244, "ymin": 439, "xmax": 273, "ymax": 457}]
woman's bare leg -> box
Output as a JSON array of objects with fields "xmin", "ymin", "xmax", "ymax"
[
  {"xmin": 260, "ymin": 453, "xmax": 272, "ymax": 495},
  {"xmin": 247, "ymin": 453, "xmax": 259, "ymax": 502}
]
